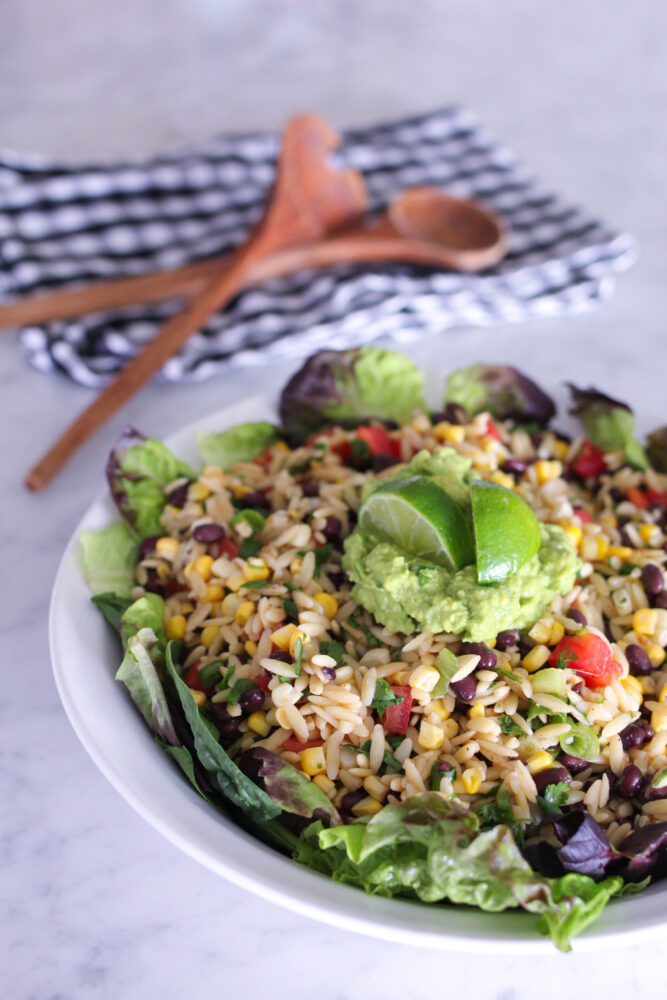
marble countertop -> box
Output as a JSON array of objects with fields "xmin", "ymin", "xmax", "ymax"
[{"xmin": 3, "ymin": 2, "xmax": 667, "ymax": 997}]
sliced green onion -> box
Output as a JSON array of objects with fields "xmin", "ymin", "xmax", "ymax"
[
  {"xmin": 531, "ymin": 667, "xmax": 567, "ymax": 699},
  {"xmin": 558, "ymin": 721, "xmax": 600, "ymax": 760},
  {"xmin": 231, "ymin": 509, "xmax": 266, "ymax": 534},
  {"xmin": 651, "ymin": 768, "xmax": 667, "ymax": 789}
]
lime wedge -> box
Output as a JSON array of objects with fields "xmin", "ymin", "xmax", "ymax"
[
  {"xmin": 359, "ymin": 476, "xmax": 475, "ymax": 570},
  {"xmin": 471, "ymin": 480, "xmax": 541, "ymax": 584}
]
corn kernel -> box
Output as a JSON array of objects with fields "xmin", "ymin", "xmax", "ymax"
[
  {"xmin": 486, "ymin": 638, "xmax": 497, "ymax": 649},
  {"xmin": 639, "ymin": 524, "xmax": 658, "ymax": 544},
  {"xmin": 418, "ymin": 720, "xmax": 445, "ymax": 750},
  {"xmin": 461, "ymin": 768, "xmax": 482, "ymax": 794},
  {"xmin": 275, "ymin": 440, "xmax": 290, "ymax": 453},
  {"xmin": 535, "ymin": 459, "xmax": 562, "ymax": 484},
  {"xmin": 659, "ymin": 684, "xmax": 667, "ymax": 704},
  {"xmin": 226, "ymin": 573, "xmax": 246, "ymax": 593},
  {"xmin": 205, "ymin": 583, "xmax": 224, "ymax": 602},
  {"xmin": 527, "ymin": 750, "xmax": 553, "ymax": 774},
  {"xmin": 363, "ymin": 775, "xmax": 387, "ymax": 801},
  {"xmin": 289, "ymin": 628, "xmax": 308, "ymax": 658},
  {"xmin": 155, "ymin": 536, "xmax": 179, "ymax": 558},
  {"xmin": 351, "ymin": 796, "xmax": 383, "ymax": 817},
  {"xmin": 434, "ymin": 422, "xmax": 465, "ymax": 444},
  {"xmin": 221, "ymin": 593, "xmax": 241, "ymax": 616},
  {"xmin": 313, "ymin": 773, "xmax": 336, "ymax": 796},
  {"xmin": 529, "ymin": 619, "xmax": 552, "ymax": 644},
  {"xmin": 180, "ymin": 601, "xmax": 194, "ymax": 614},
  {"xmin": 469, "ymin": 703, "xmax": 485, "ymax": 719},
  {"xmin": 272, "ymin": 623, "xmax": 298, "ymax": 651},
  {"xmin": 560, "ymin": 523, "xmax": 582, "ymax": 550},
  {"xmin": 200, "ymin": 625, "xmax": 219, "ymax": 649},
  {"xmin": 234, "ymin": 602, "xmax": 254, "ymax": 627},
  {"xmin": 300, "ymin": 746, "xmax": 326, "ymax": 776},
  {"xmin": 638, "ymin": 676, "xmax": 654, "ymax": 694},
  {"xmin": 192, "ymin": 555, "xmax": 213, "ymax": 581},
  {"xmin": 428, "ymin": 699, "xmax": 450, "ymax": 721},
  {"xmin": 522, "ymin": 644, "xmax": 551, "ymax": 672},
  {"xmin": 647, "ymin": 645, "xmax": 666, "ymax": 668},
  {"xmin": 191, "ymin": 689, "xmax": 206, "ymax": 708},
  {"xmin": 166, "ymin": 614, "xmax": 186, "ymax": 640},
  {"xmin": 244, "ymin": 561, "xmax": 270, "ymax": 582},
  {"xmin": 289, "ymin": 556, "xmax": 303, "ymax": 575},
  {"xmin": 633, "ymin": 608, "xmax": 657, "ymax": 636},
  {"xmin": 189, "ymin": 481, "xmax": 211, "ymax": 502},
  {"xmin": 651, "ymin": 711, "xmax": 667, "ymax": 734},
  {"xmin": 549, "ymin": 621, "xmax": 565, "ymax": 645},
  {"xmin": 155, "ymin": 562, "xmax": 170, "ymax": 580},
  {"xmin": 608, "ymin": 545, "xmax": 634, "ymax": 561},
  {"xmin": 232, "ymin": 483, "xmax": 252, "ymax": 498},
  {"xmin": 621, "ymin": 675, "xmax": 643, "ymax": 699},
  {"xmin": 247, "ymin": 711, "xmax": 270, "ymax": 737},
  {"xmin": 314, "ymin": 592, "xmax": 338, "ymax": 619},
  {"xmin": 391, "ymin": 669, "xmax": 411, "ymax": 685},
  {"xmin": 245, "ymin": 640, "xmax": 258, "ymax": 656},
  {"xmin": 409, "ymin": 664, "xmax": 441, "ymax": 693},
  {"xmin": 553, "ymin": 440, "xmax": 570, "ymax": 460},
  {"xmin": 489, "ymin": 471, "xmax": 515, "ymax": 490},
  {"xmin": 596, "ymin": 536, "xmax": 610, "ymax": 560}
]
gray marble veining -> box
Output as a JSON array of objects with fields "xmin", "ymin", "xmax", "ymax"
[{"xmin": 2, "ymin": 1, "xmax": 666, "ymax": 997}]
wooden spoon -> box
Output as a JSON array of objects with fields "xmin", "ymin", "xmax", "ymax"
[
  {"xmin": 24, "ymin": 114, "xmax": 368, "ymax": 491},
  {"xmin": 1, "ymin": 188, "xmax": 504, "ymax": 330}
]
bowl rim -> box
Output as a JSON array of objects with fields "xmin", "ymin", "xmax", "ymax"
[{"xmin": 49, "ymin": 394, "xmax": 667, "ymax": 953}]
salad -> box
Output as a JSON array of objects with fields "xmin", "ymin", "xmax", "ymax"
[{"xmin": 81, "ymin": 347, "xmax": 667, "ymax": 950}]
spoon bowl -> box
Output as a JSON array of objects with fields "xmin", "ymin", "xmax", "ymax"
[{"xmin": 390, "ymin": 186, "xmax": 502, "ymax": 254}]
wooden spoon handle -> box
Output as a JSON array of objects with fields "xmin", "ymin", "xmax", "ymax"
[{"xmin": 24, "ymin": 259, "xmax": 251, "ymax": 491}]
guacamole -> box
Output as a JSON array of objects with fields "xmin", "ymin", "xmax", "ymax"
[{"xmin": 343, "ymin": 448, "xmax": 579, "ymax": 640}]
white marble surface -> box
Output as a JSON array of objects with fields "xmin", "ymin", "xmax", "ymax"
[{"xmin": 2, "ymin": 1, "xmax": 667, "ymax": 997}]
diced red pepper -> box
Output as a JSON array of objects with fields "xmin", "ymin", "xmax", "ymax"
[
  {"xmin": 381, "ymin": 684, "xmax": 413, "ymax": 735},
  {"xmin": 255, "ymin": 447, "xmax": 275, "ymax": 469},
  {"xmin": 331, "ymin": 440, "xmax": 352, "ymax": 464},
  {"xmin": 571, "ymin": 439, "xmax": 606, "ymax": 479},
  {"xmin": 183, "ymin": 663, "xmax": 204, "ymax": 692},
  {"xmin": 573, "ymin": 507, "xmax": 593, "ymax": 524},
  {"xmin": 646, "ymin": 489, "xmax": 667, "ymax": 507},
  {"xmin": 548, "ymin": 633, "xmax": 622, "ymax": 688},
  {"xmin": 354, "ymin": 425, "xmax": 401, "ymax": 459},
  {"xmin": 254, "ymin": 673, "xmax": 272, "ymax": 692},
  {"xmin": 625, "ymin": 487, "xmax": 649, "ymax": 510},
  {"xmin": 485, "ymin": 417, "xmax": 503, "ymax": 441},
  {"xmin": 283, "ymin": 736, "xmax": 324, "ymax": 752}
]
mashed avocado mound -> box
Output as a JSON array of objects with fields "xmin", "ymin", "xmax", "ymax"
[{"xmin": 343, "ymin": 448, "xmax": 579, "ymax": 641}]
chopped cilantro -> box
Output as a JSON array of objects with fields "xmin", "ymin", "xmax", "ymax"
[
  {"xmin": 499, "ymin": 714, "xmax": 524, "ymax": 736},
  {"xmin": 537, "ymin": 781, "xmax": 570, "ymax": 817},
  {"xmin": 350, "ymin": 438, "xmax": 372, "ymax": 464},
  {"xmin": 362, "ymin": 623, "xmax": 382, "ymax": 648},
  {"xmin": 476, "ymin": 787, "xmax": 516, "ymax": 829},
  {"xmin": 371, "ymin": 679, "xmax": 404, "ymax": 718},
  {"xmin": 288, "ymin": 459, "xmax": 312, "ymax": 475},
  {"xmin": 238, "ymin": 538, "xmax": 261, "ymax": 559},
  {"xmin": 343, "ymin": 739, "xmax": 403, "ymax": 772},
  {"xmin": 429, "ymin": 760, "xmax": 455, "ymax": 790},
  {"xmin": 283, "ymin": 598, "xmax": 299, "ymax": 617},
  {"xmin": 319, "ymin": 640, "xmax": 345, "ymax": 667},
  {"xmin": 554, "ymin": 648, "xmax": 577, "ymax": 669},
  {"xmin": 620, "ymin": 562, "xmax": 640, "ymax": 576},
  {"xmin": 241, "ymin": 579, "xmax": 272, "ymax": 590},
  {"xmin": 494, "ymin": 665, "xmax": 523, "ymax": 683}
]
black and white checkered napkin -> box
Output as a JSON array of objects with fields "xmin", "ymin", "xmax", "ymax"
[{"xmin": 0, "ymin": 107, "xmax": 636, "ymax": 387}]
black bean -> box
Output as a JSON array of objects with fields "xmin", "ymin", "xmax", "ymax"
[
  {"xmin": 239, "ymin": 687, "xmax": 266, "ymax": 715},
  {"xmin": 619, "ymin": 527, "xmax": 634, "ymax": 548},
  {"xmin": 530, "ymin": 432, "xmax": 543, "ymax": 448},
  {"xmin": 571, "ymin": 681, "xmax": 583, "ymax": 694},
  {"xmin": 372, "ymin": 453, "xmax": 400, "ymax": 473},
  {"xmin": 323, "ymin": 516, "xmax": 343, "ymax": 542},
  {"xmin": 644, "ymin": 777, "xmax": 667, "ymax": 801},
  {"xmin": 139, "ymin": 534, "xmax": 162, "ymax": 557},
  {"xmin": 320, "ymin": 666, "xmax": 336, "ymax": 682},
  {"xmin": 458, "ymin": 642, "xmax": 497, "ymax": 670},
  {"xmin": 450, "ymin": 675, "xmax": 477, "ymax": 703},
  {"xmin": 619, "ymin": 723, "xmax": 651, "ymax": 750},
  {"xmin": 242, "ymin": 490, "xmax": 270, "ymax": 510},
  {"xmin": 655, "ymin": 594, "xmax": 667, "ymax": 610},
  {"xmin": 566, "ymin": 607, "xmax": 587, "ymax": 626},
  {"xmin": 637, "ymin": 718, "xmax": 654, "ymax": 740},
  {"xmin": 609, "ymin": 487, "xmax": 625, "ymax": 504},
  {"xmin": 192, "ymin": 523, "xmax": 225, "ymax": 544},
  {"xmin": 168, "ymin": 483, "xmax": 189, "ymax": 507},
  {"xmin": 534, "ymin": 767, "xmax": 571, "ymax": 792},
  {"xmin": 501, "ymin": 459, "xmax": 528, "ymax": 476},
  {"xmin": 431, "ymin": 403, "xmax": 466, "ymax": 425},
  {"xmin": 327, "ymin": 571, "xmax": 347, "ymax": 591},
  {"xmin": 642, "ymin": 564, "xmax": 664, "ymax": 597},
  {"xmin": 143, "ymin": 569, "xmax": 163, "ymax": 595},
  {"xmin": 340, "ymin": 789, "xmax": 367, "ymax": 813},
  {"xmin": 626, "ymin": 643, "xmax": 653, "ymax": 676},
  {"xmin": 209, "ymin": 703, "xmax": 242, "ymax": 744},
  {"xmin": 603, "ymin": 767, "xmax": 617, "ymax": 795},
  {"xmin": 495, "ymin": 629, "xmax": 520, "ymax": 651},
  {"xmin": 269, "ymin": 649, "xmax": 292, "ymax": 663},
  {"xmin": 300, "ymin": 479, "xmax": 320, "ymax": 497},
  {"xmin": 558, "ymin": 753, "xmax": 589, "ymax": 774},
  {"xmin": 616, "ymin": 765, "xmax": 644, "ymax": 799}
]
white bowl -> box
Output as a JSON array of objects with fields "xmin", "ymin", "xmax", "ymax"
[{"xmin": 50, "ymin": 396, "xmax": 667, "ymax": 952}]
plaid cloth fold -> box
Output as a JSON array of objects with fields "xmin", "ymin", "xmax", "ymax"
[{"xmin": 0, "ymin": 107, "xmax": 636, "ymax": 386}]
